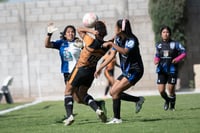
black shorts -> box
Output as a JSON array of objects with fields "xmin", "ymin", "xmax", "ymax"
[
  {"xmin": 157, "ymin": 73, "xmax": 177, "ymax": 84},
  {"xmin": 63, "ymin": 73, "xmax": 70, "ymax": 84},
  {"xmin": 68, "ymin": 67, "xmax": 96, "ymax": 88},
  {"xmin": 107, "ymin": 69, "xmax": 114, "ymax": 77}
]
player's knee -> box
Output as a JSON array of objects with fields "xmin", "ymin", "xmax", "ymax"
[
  {"xmin": 109, "ymin": 90, "xmax": 119, "ymax": 99},
  {"xmin": 74, "ymin": 98, "xmax": 83, "ymax": 104}
]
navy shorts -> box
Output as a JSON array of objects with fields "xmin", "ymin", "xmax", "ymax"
[{"xmin": 117, "ymin": 70, "xmax": 143, "ymax": 85}]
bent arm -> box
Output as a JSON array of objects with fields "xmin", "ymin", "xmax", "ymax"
[
  {"xmin": 45, "ymin": 35, "xmax": 54, "ymax": 48},
  {"xmin": 172, "ymin": 52, "xmax": 186, "ymax": 63},
  {"xmin": 172, "ymin": 43, "xmax": 186, "ymax": 63},
  {"xmin": 77, "ymin": 27, "xmax": 98, "ymax": 39},
  {"xmin": 94, "ymin": 49, "xmax": 117, "ymax": 78},
  {"xmin": 154, "ymin": 57, "xmax": 160, "ymax": 65},
  {"xmin": 112, "ymin": 43, "xmax": 129, "ymax": 55}
]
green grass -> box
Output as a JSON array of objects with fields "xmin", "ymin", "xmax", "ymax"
[{"xmin": 0, "ymin": 94, "xmax": 200, "ymax": 133}]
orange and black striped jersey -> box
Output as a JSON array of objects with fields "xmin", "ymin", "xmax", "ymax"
[{"xmin": 76, "ymin": 34, "xmax": 109, "ymax": 68}]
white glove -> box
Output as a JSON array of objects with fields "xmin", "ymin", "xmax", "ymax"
[
  {"xmin": 47, "ymin": 23, "xmax": 58, "ymax": 34},
  {"xmin": 74, "ymin": 39, "xmax": 84, "ymax": 48}
]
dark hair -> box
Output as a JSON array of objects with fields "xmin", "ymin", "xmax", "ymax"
[
  {"xmin": 116, "ymin": 19, "xmax": 139, "ymax": 45},
  {"xmin": 60, "ymin": 25, "xmax": 76, "ymax": 40},
  {"xmin": 160, "ymin": 25, "xmax": 171, "ymax": 36},
  {"xmin": 94, "ymin": 21, "xmax": 107, "ymax": 38}
]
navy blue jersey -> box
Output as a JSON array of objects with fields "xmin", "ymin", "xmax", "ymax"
[
  {"xmin": 114, "ymin": 36, "xmax": 144, "ymax": 75},
  {"xmin": 51, "ymin": 39, "xmax": 81, "ymax": 73},
  {"xmin": 155, "ymin": 40, "xmax": 186, "ymax": 74}
]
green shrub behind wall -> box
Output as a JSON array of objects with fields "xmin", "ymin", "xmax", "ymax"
[{"xmin": 148, "ymin": 0, "xmax": 186, "ymax": 45}]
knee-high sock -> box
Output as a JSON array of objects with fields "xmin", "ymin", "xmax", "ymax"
[
  {"xmin": 104, "ymin": 85, "xmax": 110, "ymax": 96},
  {"xmin": 83, "ymin": 94, "xmax": 98, "ymax": 111},
  {"xmin": 120, "ymin": 92, "xmax": 140, "ymax": 102},
  {"xmin": 113, "ymin": 98, "xmax": 121, "ymax": 119},
  {"xmin": 64, "ymin": 95, "xmax": 73, "ymax": 117},
  {"xmin": 169, "ymin": 95, "xmax": 176, "ymax": 104},
  {"xmin": 160, "ymin": 92, "xmax": 169, "ymax": 101}
]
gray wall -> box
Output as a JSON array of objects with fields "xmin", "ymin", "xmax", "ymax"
[{"xmin": 0, "ymin": 0, "xmax": 198, "ymax": 100}]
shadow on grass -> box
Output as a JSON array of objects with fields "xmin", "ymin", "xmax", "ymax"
[
  {"xmin": 124, "ymin": 114, "xmax": 198, "ymax": 123},
  {"xmin": 54, "ymin": 113, "xmax": 78, "ymax": 123},
  {"xmin": 177, "ymin": 107, "xmax": 200, "ymax": 111},
  {"xmin": 55, "ymin": 118, "xmax": 102, "ymax": 126}
]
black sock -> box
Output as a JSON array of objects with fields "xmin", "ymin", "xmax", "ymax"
[
  {"xmin": 104, "ymin": 86, "xmax": 110, "ymax": 95},
  {"xmin": 113, "ymin": 98, "xmax": 121, "ymax": 119},
  {"xmin": 64, "ymin": 95, "xmax": 73, "ymax": 117},
  {"xmin": 95, "ymin": 100, "xmax": 104, "ymax": 107},
  {"xmin": 83, "ymin": 94, "xmax": 98, "ymax": 111},
  {"xmin": 169, "ymin": 95, "xmax": 176, "ymax": 108},
  {"xmin": 120, "ymin": 92, "xmax": 140, "ymax": 102},
  {"xmin": 160, "ymin": 92, "xmax": 169, "ymax": 102}
]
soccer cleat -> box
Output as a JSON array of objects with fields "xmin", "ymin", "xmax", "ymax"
[
  {"xmin": 169, "ymin": 102, "xmax": 175, "ymax": 111},
  {"xmin": 96, "ymin": 109, "xmax": 107, "ymax": 123},
  {"xmin": 99, "ymin": 100, "xmax": 107, "ymax": 117},
  {"xmin": 106, "ymin": 118, "xmax": 122, "ymax": 124},
  {"xmin": 63, "ymin": 115, "xmax": 74, "ymax": 126},
  {"xmin": 164, "ymin": 101, "xmax": 169, "ymax": 111},
  {"xmin": 135, "ymin": 96, "xmax": 145, "ymax": 113}
]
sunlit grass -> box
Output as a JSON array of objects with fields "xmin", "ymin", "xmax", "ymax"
[{"xmin": 0, "ymin": 94, "xmax": 200, "ymax": 133}]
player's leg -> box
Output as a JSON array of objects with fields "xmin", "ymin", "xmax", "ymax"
[
  {"xmin": 107, "ymin": 77, "xmax": 132, "ymax": 124},
  {"xmin": 104, "ymin": 69, "xmax": 114, "ymax": 96},
  {"xmin": 63, "ymin": 83, "xmax": 75, "ymax": 126},
  {"xmin": 117, "ymin": 73, "xmax": 145, "ymax": 113},
  {"xmin": 157, "ymin": 73, "xmax": 170, "ymax": 110},
  {"xmin": 168, "ymin": 84, "xmax": 176, "ymax": 111},
  {"xmin": 75, "ymin": 85, "xmax": 107, "ymax": 122},
  {"xmin": 63, "ymin": 68, "xmax": 80, "ymax": 126},
  {"xmin": 167, "ymin": 74, "xmax": 177, "ymax": 111}
]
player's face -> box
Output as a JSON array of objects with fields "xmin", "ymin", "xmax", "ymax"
[
  {"xmin": 114, "ymin": 25, "xmax": 122, "ymax": 35},
  {"xmin": 64, "ymin": 28, "xmax": 75, "ymax": 41},
  {"xmin": 161, "ymin": 28, "xmax": 170, "ymax": 41}
]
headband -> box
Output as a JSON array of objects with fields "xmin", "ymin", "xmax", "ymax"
[{"xmin": 122, "ymin": 19, "xmax": 126, "ymax": 31}]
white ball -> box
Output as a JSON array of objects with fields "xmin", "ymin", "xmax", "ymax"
[{"xmin": 82, "ymin": 13, "xmax": 98, "ymax": 28}]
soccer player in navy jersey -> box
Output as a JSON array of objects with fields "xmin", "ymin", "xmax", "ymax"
[
  {"xmin": 95, "ymin": 19, "xmax": 145, "ymax": 124},
  {"xmin": 154, "ymin": 25, "xmax": 186, "ymax": 111}
]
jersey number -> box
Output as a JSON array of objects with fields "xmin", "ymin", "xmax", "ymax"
[{"xmin": 88, "ymin": 55, "xmax": 101, "ymax": 64}]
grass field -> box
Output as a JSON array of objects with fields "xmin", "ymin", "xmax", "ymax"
[{"xmin": 0, "ymin": 93, "xmax": 200, "ymax": 133}]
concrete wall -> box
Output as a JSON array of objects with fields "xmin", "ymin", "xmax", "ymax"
[{"xmin": 0, "ymin": 0, "xmax": 198, "ymax": 100}]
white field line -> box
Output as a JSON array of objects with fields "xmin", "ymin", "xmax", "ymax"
[{"xmin": 0, "ymin": 99, "xmax": 43, "ymax": 115}]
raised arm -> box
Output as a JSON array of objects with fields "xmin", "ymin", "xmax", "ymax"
[
  {"xmin": 45, "ymin": 34, "xmax": 53, "ymax": 48},
  {"xmin": 77, "ymin": 27, "xmax": 98, "ymax": 39},
  {"xmin": 44, "ymin": 23, "xmax": 58, "ymax": 48}
]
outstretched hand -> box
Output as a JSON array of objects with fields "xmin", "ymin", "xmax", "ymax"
[{"xmin": 47, "ymin": 23, "xmax": 58, "ymax": 34}]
